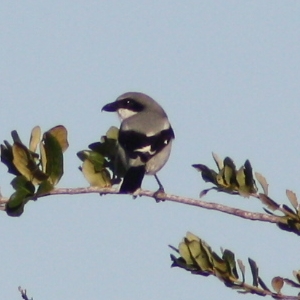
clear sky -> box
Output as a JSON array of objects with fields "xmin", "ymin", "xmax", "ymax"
[{"xmin": 1, "ymin": 1, "xmax": 300, "ymax": 299}]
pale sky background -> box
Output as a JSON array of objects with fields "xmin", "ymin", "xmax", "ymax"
[{"xmin": 1, "ymin": 1, "xmax": 300, "ymax": 300}]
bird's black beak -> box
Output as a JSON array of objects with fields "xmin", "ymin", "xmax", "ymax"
[{"xmin": 101, "ymin": 101, "xmax": 119, "ymax": 112}]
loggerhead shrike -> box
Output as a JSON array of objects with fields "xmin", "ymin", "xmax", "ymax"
[{"xmin": 102, "ymin": 92, "xmax": 175, "ymax": 194}]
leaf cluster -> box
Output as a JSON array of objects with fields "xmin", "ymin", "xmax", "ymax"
[
  {"xmin": 193, "ymin": 153, "xmax": 300, "ymax": 236},
  {"xmin": 193, "ymin": 153, "xmax": 257, "ymax": 197},
  {"xmin": 0, "ymin": 126, "xmax": 68, "ymax": 216},
  {"xmin": 170, "ymin": 232, "xmax": 300, "ymax": 298},
  {"xmin": 259, "ymin": 191, "xmax": 300, "ymax": 236},
  {"xmin": 77, "ymin": 126, "xmax": 125, "ymax": 188}
]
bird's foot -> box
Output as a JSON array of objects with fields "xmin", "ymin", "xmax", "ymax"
[{"xmin": 153, "ymin": 187, "xmax": 165, "ymax": 203}]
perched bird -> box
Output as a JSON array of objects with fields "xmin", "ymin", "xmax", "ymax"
[{"xmin": 102, "ymin": 92, "xmax": 175, "ymax": 194}]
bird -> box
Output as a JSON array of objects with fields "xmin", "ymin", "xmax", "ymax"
[{"xmin": 102, "ymin": 92, "xmax": 175, "ymax": 194}]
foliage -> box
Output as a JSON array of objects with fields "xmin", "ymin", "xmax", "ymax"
[
  {"xmin": 193, "ymin": 153, "xmax": 300, "ymax": 236},
  {"xmin": 170, "ymin": 232, "xmax": 300, "ymax": 298},
  {"xmin": 192, "ymin": 152, "xmax": 258, "ymax": 197},
  {"xmin": 1, "ymin": 126, "xmax": 300, "ymax": 299},
  {"xmin": 0, "ymin": 126, "xmax": 68, "ymax": 216},
  {"xmin": 77, "ymin": 126, "xmax": 125, "ymax": 187}
]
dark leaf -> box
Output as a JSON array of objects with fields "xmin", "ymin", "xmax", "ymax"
[
  {"xmin": 283, "ymin": 277, "xmax": 300, "ymax": 288},
  {"xmin": 1, "ymin": 142, "xmax": 20, "ymax": 175},
  {"xmin": 170, "ymin": 254, "xmax": 199, "ymax": 272},
  {"xmin": 258, "ymin": 276, "xmax": 271, "ymax": 292},
  {"xmin": 11, "ymin": 176, "xmax": 35, "ymax": 194},
  {"xmin": 281, "ymin": 204, "xmax": 298, "ymax": 219},
  {"xmin": 168, "ymin": 244, "xmax": 179, "ymax": 254},
  {"xmin": 43, "ymin": 132, "xmax": 64, "ymax": 185},
  {"xmin": 243, "ymin": 160, "xmax": 254, "ymax": 187},
  {"xmin": 248, "ymin": 258, "xmax": 259, "ymax": 287},
  {"xmin": 6, "ymin": 192, "xmax": 27, "ymax": 217},
  {"xmin": 258, "ymin": 194, "xmax": 279, "ymax": 211},
  {"xmin": 222, "ymin": 157, "xmax": 237, "ymax": 187},
  {"xmin": 6, "ymin": 177, "xmax": 35, "ymax": 217},
  {"xmin": 223, "ymin": 249, "xmax": 239, "ymax": 280},
  {"xmin": 12, "ymin": 142, "xmax": 48, "ymax": 184},
  {"xmin": 192, "ymin": 164, "xmax": 218, "ymax": 184},
  {"xmin": 11, "ymin": 130, "xmax": 22, "ymax": 143}
]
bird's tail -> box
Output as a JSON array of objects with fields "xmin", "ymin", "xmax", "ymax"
[{"xmin": 119, "ymin": 165, "xmax": 145, "ymax": 194}]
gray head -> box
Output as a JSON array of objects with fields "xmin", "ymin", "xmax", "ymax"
[{"xmin": 102, "ymin": 92, "xmax": 167, "ymax": 120}]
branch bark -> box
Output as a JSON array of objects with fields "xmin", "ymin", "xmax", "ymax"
[{"xmin": 0, "ymin": 186, "xmax": 280, "ymax": 224}]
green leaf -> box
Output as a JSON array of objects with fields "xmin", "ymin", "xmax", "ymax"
[
  {"xmin": 178, "ymin": 241, "xmax": 194, "ymax": 266},
  {"xmin": 29, "ymin": 126, "xmax": 41, "ymax": 153},
  {"xmin": 89, "ymin": 126, "xmax": 119, "ymax": 158},
  {"xmin": 236, "ymin": 160, "xmax": 257, "ymax": 196},
  {"xmin": 212, "ymin": 252, "xmax": 232, "ymax": 283},
  {"xmin": 187, "ymin": 239, "xmax": 213, "ymax": 272},
  {"xmin": 36, "ymin": 180, "xmax": 54, "ymax": 196},
  {"xmin": 86, "ymin": 126, "xmax": 125, "ymax": 180},
  {"xmin": 77, "ymin": 150, "xmax": 111, "ymax": 187},
  {"xmin": 43, "ymin": 132, "xmax": 64, "ymax": 185},
  {"xmin": 12, "ymin": 142, "xmax": 48, "ymax": 184},
  {"xmin": 222, "ymin": 157, "xmax": 237, "ymax": 187},
  {"xmin": 77, "ymin": 150, "xmax": 106, "ymax": 171},
  {"xmin": 11, "ymin": 176, "xmax": 35, "ymax": 194},
  {"xmin": 6, "ymin": 191, "xmax": 27, "ymax": 217},
  {"xmin": 222, "ymin": 249, "xmax": 239, "ymax": 280},
  {"xmin": 186, "ymin": 231, "xmax": 201, "ymax": 242},
  {"xmin": 6, "ymin": 176, "xmax": 35, "ymax": 217},
  {"xmin": 48, "ymin": 125, "xmax": 69, "ymax": 153},
  {"xmin": 106, "ymin": 126, "xmax": 119, "ymax": 140},
  {"xmin": 1, "ymin": 142, "xmax": 20, "ymax": 175},
  {"xmin": 80, "ymin": 159, "xmax": 111, "ymax": 187}
]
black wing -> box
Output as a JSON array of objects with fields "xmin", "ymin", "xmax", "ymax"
[{"xmin": 118, "ymin": 127, "xmax": 174, "ymax": 163}]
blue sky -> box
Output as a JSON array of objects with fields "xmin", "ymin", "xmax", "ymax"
[{"xmin": 1, "ymin": 1, "xmax": 300, "ymax": 299}]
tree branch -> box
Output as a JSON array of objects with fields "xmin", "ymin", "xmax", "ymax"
[{"xmin": 0, "ymin": 186, "xmax": 280, "ymax": 224}]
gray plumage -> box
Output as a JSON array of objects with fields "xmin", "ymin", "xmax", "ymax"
[{"xmin": 102, "ymin": 92, "xmax": 174, "ymax": 193}]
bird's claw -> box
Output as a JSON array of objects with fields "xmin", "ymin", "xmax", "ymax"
[{"xmin": 153, "ymin": 188, "xmax": 165, "ymax": 202}]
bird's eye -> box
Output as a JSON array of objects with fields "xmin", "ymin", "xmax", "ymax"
[{"xmin": 120, "ymin": 98, "xmax": 144, "ymax": 112}]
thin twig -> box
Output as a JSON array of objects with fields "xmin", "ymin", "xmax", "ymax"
[{"xmin": 18, "ymin": 286, "xmax": 31, "ymax": 300}]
